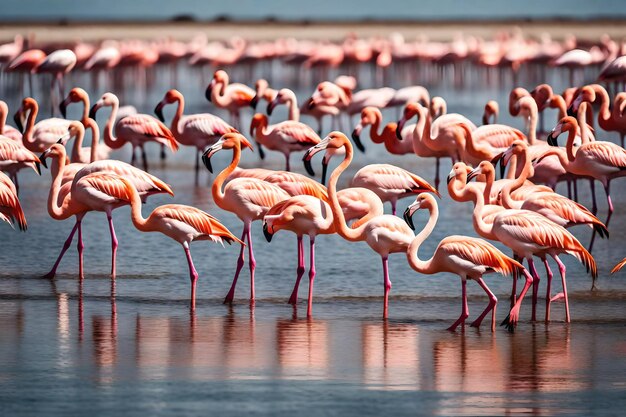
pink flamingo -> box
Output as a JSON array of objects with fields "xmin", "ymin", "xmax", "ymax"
[
  {"xmin": 267, "ymin": 88, "xmax": 300, "ymax": 121},
  {"xmin": 7, "ymin": 49, "xmax": 46, "ymax": 97},
  {"xmin": 13, "ymin": 97, "xmax": 72, "ymax": 153},
  {"xmin": 547, "ymin": 116, "xmax": 626, "ymax": 250},
  {"xmin": 351, "ymin": 106, "xmax": 414, "ymax": 154},
  {"xmin": 482, "ymin": 101, "xmax": 499, "ymax": 125},
  {"xmin": 0, "ymin": 171, "xmax": 27, "ymax": 231},
  {"xmin": 350, "ymin": 164, "xmax": 438, "ymax": 215},
  {"xmin": 403, "ymin": 193, "xmax": 523, "ymax": 331},
  {"xmin": 0, "ymin": 136, "xmax": 41, "ymax": 193},
  {"xmin": 115, "ymin": 174, "xmax": 243, "ymax": 310},
  {"xmin": 249, "ymin": 113, "xmax": 321, "ymax": 175},
  {"xmin": 0, "ymin": 100, "xmax": 22, "ymax": 141},
  {"xmin": 467, "ymin": 164, "xmax": 597, "ymax": 327},
  {"xmin": 40, "ymin": 143, "xmax": 174, "ymax": 279},
  {"xmin": 205, "ymin": 69, "xmax": 255, "ymax": 128},
  {"xmin": 35, "ymin": 49, "xmax": 77, "ymax": 116},
  {"xmin": 90, "ymin": 92, "xmax": 179, "ymax": 171},
  {"xmin": 202, "ymin": 132, "xmax": 290, "ymax": 303},
  {"xmin": 154, "ymin": 89, "xmax": 237, "ymax": 183},
  {"xmin": 250, "ymin": 79, "xmax": 277, "ymax": 110},
  {"xmin": 304, "ymin": 132, "xmax": 436, "ymax": 318}
]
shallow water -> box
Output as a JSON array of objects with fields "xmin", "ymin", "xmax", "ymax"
[{"xmin": 2, "ymin": 57, "xmax": 626, "ymax": 415}]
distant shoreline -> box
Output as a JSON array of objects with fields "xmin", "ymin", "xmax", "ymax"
[{"xmin": 1, "ymin": 19, "xmax": 625, "ymax": 43}]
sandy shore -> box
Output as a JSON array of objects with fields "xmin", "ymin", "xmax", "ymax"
[{"xmin": 0, "ymin": 20, "xmax": 625, "ymax": 43}]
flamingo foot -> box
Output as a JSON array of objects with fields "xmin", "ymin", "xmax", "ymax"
[
  {"xmin": 550, "ymin": 292, "xmax": 565, "ymax": 303},
  {"xmin": 500, "ymin": 305, "xmax": 520, "ymax": 333}
]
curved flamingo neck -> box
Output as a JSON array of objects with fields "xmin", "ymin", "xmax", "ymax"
[
  {"xmin": 327, "ymin": 141, "xmax": 365, "ymax": 241},
  {"xmin": 457, "ymin": 122, "xmax": 488, "ymax": 161},
  {"xmin": 410, "ymin": 108, "xmax": 429, "ymax": 155},
  {"xmin": 286, "ymin": 94, "xmax": 300, "ymax": 121},
  {"xmin": 103, "ymin": 98, "xmax": 124, "ymax": 149},
  {"xmin": 501, "ymin": 152, "xmax": 530, "ymax": 210},
  {"xmin": 406, "ymin": 203, "xmax": 438, "ymax": 274},
  {"xmin": 172, "ymin": 94, "xmax": 185, "ymax": 137},
  {"xmin": 483, "ymin": 168, "xmax": 495, "ymax": 204},
  {"xmin": 253, "ymin": 116, "xmax": 270, "ymax": 140},
  {"xmin": 526, "ymin": 104, "xmax": 538, "ymax": 145},
  {"xmin": 577, "ymin": 102, "xmax": 593, "ymax": 145},
  {"xmin": 368, "ymin": 111, "xmax": 385, "ymax": 144},
  {"xmin": 126, "ymin": 182, "xmax": 150, "ymax": 231},
  {"xmin": 549, "ymin": 95, "xmax": 567, "ymax": 120},
  {"xmin": 564, "ymin": 124, "xmax": 578, "ymax": 162},
  {"xmin": 23, "ymin": 102, "xmax": 38, "ymax": 148},
  {"xmin": 212, "ymin": 79, "xmax": 231, "ymax": 107},
  {"xmin": 447, "ymin": 176, "xmax": 472, "ymax": 203},
  {"xmin": 85, "ymin": 118, "xmax": 99, "ymax": 162},
  {"xmin": 0, "ymin": 101, "xmax": 7, "ymax": 131},
  {"xmin": 212, "ymin": 145, "xmax": 241, "ymax": 209},
  {"xmin": 69, "ymin": 125, "xmax": 86, "ymax": 164},
  {"xmin": 593, "ymin": 85, "xmax": 612, "ymax": 128},
  {"xmin": 467, "ymin": 185, "xmax": 497, "ymax": 240},
  {"xmin": 47, "ymin": 153, "xmax": 73, "ymax": 220},
  {"xmin": 79, "ymin": 94, "xmax": 90, "ymax": 124}
]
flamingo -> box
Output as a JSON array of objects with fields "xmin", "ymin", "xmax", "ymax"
[
  {"xmin": 59, "ymin": 88, "xmax": 111, "ymax": 163},
  {"xmin": 39, "ymin": 143, "xmax": 174, "ymax": 279},
  {"xmin": 0, "ymin": 171, "xmax": 27, "ymax": 231},
  {"xmin": 350, "ymin": 164, "xmax": 439, "ymax": 215},
  {"xmin": 0, "ymin": 136, "xmax": 41, "ymax": 193},
  {"xmin": 35, "ymin": 49, "xmax": 77, "ymax": 116},
  {"xmin": 351, "ymin": 106, "xmax": 414, "ymax": 154},
  {"xmin": 482, "ymin": 100, "xmax": 499, "ymax": 125},
  {"xmin": 89, "ymin": 92, "xmax": 179, "ymax": 172},
  {"xmin": 154, "ymin": 89, "xmax": 237, "ymax": 183},
  {"xmin": 205, "ymin": 69, "xmax": 255, "ymax": 128},
  {"xmin": 7, "ymin": 49, "xmax": 46, "ymax": 97},
  {"xmin": 0, "ymin": 101, "xmax": 22, "ymax": 141},
  {"xmin": 202, "ymin": 132, "xmax": 290, "ymax": 303},
  {"xmin": 13, "ymin": 97, "xmax": 72, "ymax": 153},
  {"xmin": 303, "ymin": 132, "xmax": 436, "ymax": 318},
  {"xmin": 114, "ymin": 174, "xmax": 243, "ymax": 310},
  {"xmin": 250, "ymin": 79, "xmax": 277, "ymax": 110},
  {"xmin": 547, "ymin": 116, "xmax": 626, "ymax": 251},
  {"xmin": 267, "ymin": 88, "xmax": 300, "ymax": 121},
  {"xmin": 466, "ymin": 165, "xmax": 597, "ymax": 327},
  {"xmin": 249, "ymin": 113, "xmax": 320, "ymax": 175},
  {"xmin": 403, "ymin": 193, "xmax": 523, "ymax": 332},
  {"xmin": 307, "ymin": 80, "xmax": 351, "ymax": 131}
]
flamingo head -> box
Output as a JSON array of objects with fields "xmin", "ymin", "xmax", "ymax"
[
  {"xmin": 89, "ymin": 92, "xmax": 117, "ymax": 119},
  {"xmin": 482, "ymin": 100, "xmax": 499, "ymax": 125},
  {"xmin": 547, "ymin": 116, "xmax": 576, "ymax": 146},
  {"xmin": 303, "ymin": 131, "xmax": 347, "ymax": 162},
  {"xmin": 202, "ymin": 133, "xmax": 252, "ymax": 173},
  {"xmin": 502, "ymin": 140, "xmax": 528, "ymax": 167},
  {"xmin": 351, "ymin": 122, "xmax": 365, "ymax": 153},
  {"xmin": 397, "ymin": 102, "xmax": 420, "ymax": 140},
  {"xmin": 267, "ymin": 89, "xmax": 288, "ymax": 115},
  {"xmin": 467, "ymin": 161, "xmax": 494, "ymax": 183},
  {"xmin": 447, "ymin": 162, "xmax": 470, "ymax": 185},
  {"xmin": 60, "ymin": 87, "xmax": 87, "ymax": 119},
  {"xmin": 530, "ymin": 83, "xmax": 553, "ymax": 111},
  {"xmin": 13, "ymin": 97, "xmax": 37, "ymax": 132},
  {"xmin": 154, "ymin": 90, "xmax": 179, "ymax": 122},
  {"xmin": 249, "ymin": 113, "xmax": 267, "ymax": 137},
  {"xmin": 508, "ymin": 87, "xmax": 529, "ymax": 116},
  {"xmin": 205, "ymin": 76, "xmax": 219, "ymax": 102},
  {"xmin": 403, "ymin": 193, "xmax": 435, "ymax": 230},
  {"xmin": 569, "ymin": 85, "xmax": 594, "ymax": 115},
  {"xmin": 39, "ymin": 142, "xmax": 67, "ymax": 169},
  {"xmin": 429, "ymin": 97, "xmax": 446, "ymax": 119}
]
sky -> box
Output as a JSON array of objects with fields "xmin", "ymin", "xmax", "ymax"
[{"xmin": 2, "ymin": 0, "xmax": 626, "ymax": 22}]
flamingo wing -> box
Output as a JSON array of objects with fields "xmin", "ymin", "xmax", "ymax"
[
  {"xmin": 182, "ymin": 114, "xmax": 236, "ymax": 140},
  {"xmin": 581, "ymin": 142, "xmax": 626, "ymax": 169},
  {"xmin": 264, "ymin": 171, "xmax": 329, "ymax": 201},
  {"xmin": 0, "ymin": 173, "xmax": 26, "ymax": 230},
  {"xmin": 275, "ymin": 122, "xmax": 321, "ymax": 146},
  {"xmin": 354, "ymin": 164, "xmax": 438, "ymax": 195},
  {"xmin": 117, "ymin": 114, "xmax": 179, "ymax": 151},
  {"xmin": 438, "ymin": 236, "xmax": 522, "ymax": 276}
]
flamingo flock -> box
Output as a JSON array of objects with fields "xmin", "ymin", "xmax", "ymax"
[{"xmin": 2, "ymin": 29, "xmax": 626, "ymax": 333}]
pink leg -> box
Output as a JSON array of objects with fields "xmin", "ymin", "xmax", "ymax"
[
  {"xmin": 528, "ymin": 257, "xmax": 541, "ymax": 322},
  {"xmin": 543, "ymin": 257, "xmax": 554, "ymax": 323},
  {"xmin": 224, "ymin": 223, "xmax": 248, "ymax": 303},
  {"xmin": 288, "ymin": 236, "xmax": 305, "ymax": 305},
  {"xmin": 107, "ymin": 213, "xmax": 118, "ymax": 279},
  {"xmin": 448, "ymin": 279, "xmax": 469, "ymax": 331},
  {"xmin": 77, "ymin": 218, "xmax": 84, "ymax": 280},
  {"xmin": 391, "ymin": 201, "xmax": 396, "ymax": 216},
  {"xmin": 502, "ymin": 268, "xmax": 533, "ymax": 332},
  {"xmin": 307, "ymin": 236, "xmax": 316, "ymax": 317},
  {"xmin": 183, "ymin": 243, "xmax": 199, "ymax": 311},
  {"xmin": 553, "ymin": 255, "xmax": 570, "ymax": 323},
  {"xmin": 470, "ymin": 277, "xmax": 498, "ymax": 332},
  {"xmin": 43, "ymin": 220, "xmax": 79, "ymax": 279},
  {"xmin": 434, "ymin": 158, "xmax": 440, "ymax": 191},
  {"xmin": 246, "ymin": 225, "xmax": 256, "ymax": 302},
  {"xmin": 284, "ymin": 153, "xmax": 291, "ymax": 172},
  {"xmin": 510, "ymin": 254, "xmax": 519, "ymax": 308},
  {"xmin": 590, "ymin": 182, "xmax": 614, "ymax": 252},
  {"xmin": 382, "ymin": 256, "xmax": 391, "ymax": 319}
]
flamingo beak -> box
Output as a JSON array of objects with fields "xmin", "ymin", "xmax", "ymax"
[
  {"xmin": 303, "ymin": 138, "xmax": 330, "ymax": 162},
  {"xmin": 307, "ymin": 97, "xmax": 316, "ymax": 110},
  {"xmin": 266, "ymin": 99, "xmax": 277, "ymax": 115},
  {"xmin": 403, "ymin": 201, "xmax": 420, "ymax": 230},
  {"xmin": 467, "ymin": 166, "xmax": 481, "ymax": 182},
  {"xmin": 13, "ymin": 109, "xmax": 24, "ymax": 133},
  {"xmin": 250, "ymin": 95, "xmax": 258, "ymax": 109},
  {"xmin": 351, "ymin": 124, "xmax": 365, "ymax": 153},
  {"xmin": 446, "ymin": 169, "xmax": 455, "ymax": 185},
  {"xmin": 89, "ymin": 101, "xmax": 102, "ymax": 120},
  {"xmin": 205, "ymin": 79, "xmax": 215, "ymax": 102},
  {"xmin": 396, "ymin": 117, "xmax": 406, "ymax": 140},
  {"xmin": 547, "ymin": 125, "xmax": 562, "ymax": 146},
  {"xmin": 202, "ymin": 139, "xmax": 224, "ymax": 173},
  {"xmin": 59, "ymin": 97, "xmax": 71, "ymax": 119},
  {"xmin": 154, "ymin": 101, "xmax": 165, "ymax": 123},
  {"xmin": 321, "ymin": 154, "xmax": 330, "ymax": 186},
  {"xmin": 262, "ymin": 222, "xmax": 273, "ymax": 242}
]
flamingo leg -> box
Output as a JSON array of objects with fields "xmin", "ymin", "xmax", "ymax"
[
  {"xmin": 510, "ymin": 254, "xmax": 519, "ymax": 308},
  {"xmin": 246, "ymin": 224, "xmax": 256, "ymax": 302},
  {"xmin": 434, "ymin": 157, "xmax": 441, "ymax": 191},
  {"xmin": 160, "ymin": 144, "xmax": 166, "ymax": 161},
  {"xmin": 528, "ymin": 257, "xmax": 541, "ymax": 322},
  {"xmin": 553, "ymin": 255, "xmax": 570, "ymax": 323},
  {"xmin": 194, "ymin": 150, "xmax": 200, "ymax": 185},
  {"xmin": 307, "ymin": 236, "xmax": 316, "ymax": 317},
  {"xmin": 141, "ymin": 146, "xmax": 149, "ymax": 172},
  {"xmin": 289, "ymin": 236, "xmax": 305, "ymax": 305},
  {"xmin": 43, "ymin": 220, "xmax": 79, "ymax": 279},
  {"xmin": 543, "ymin": 257, "xmax": 554, "ymax": 323},
  {"xmin": 77, "ymin": 218, "xmax": 84, "ymax": 280},
  {"xmin": 470, "ymin": 277, "xmax": 498, "ymax": 332},
  {"xmin": 284, "ymin": 153, "xmax": 291, "ymax": 172},
  {"xmin": 107, "ymin": 213, "xmax": 118, "ymax": 279},
  {"xmin": 382, "ymin": 256, "xmax": 391, "ymax": 319},
  {"xmin": 590, "ymin": 179, "xmax": 597, "ymax": 214},
  {"xmin": 224, "ymin": 223, "xmax": 248, "ymax": 304},
  {"xmin": 448, "ymin": 278, "xmax": 469, "ymax": 331},
  {"xmin": 589, "ymin": 182, "xmax": 614, "ymax": 252},
  {"xmin": 183, "ymin": 242, "xmax": 199, "ymax": 311},
  {"xmin": 502, "ymin": 267, "xmax": 534, "ymax": 332},
  {"xmin": 130, "ymin": 146, "xmax": 137, "ymax": 166},
  {"xmin": 391, "ymin": 200, "xmax": 396, "ymax": 216}
]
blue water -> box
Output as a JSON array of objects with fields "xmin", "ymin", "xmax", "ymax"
[
  {"xmin": 3, "ymin": 0, "xmax": 626, "ymax": 22},
  {"xmin": 1, "ymin": 43, "xmax": 626, "ymax": 416}
]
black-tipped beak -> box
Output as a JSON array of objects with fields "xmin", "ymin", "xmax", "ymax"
[
  {"xmin": 250, "ymin": 95, "xmax": 258, "ymax": 110},
  {"xmin": 263, "ymin": 223, "xmax": 273, "ymax": 242},
  {"xmin": 547, "ymin": 133, "xmax": 558, "ymax": 146},
  {"xmin": 201, "ymin": 150, "xmax": 213, "ymax": 173},
  {"xmin": 59, "ymin": 99, "xmax": 69, "ymax": 119},
  {"xmin": 446, "ymin": 172, "xmax": 454, "ymax": 185},
  {"xmin": 321, "ymin": 159, "xmax": 328, "ymax": 186},
  {"xmin": 482, "ymin": 114, "xmax": 489, "ymax": 125},
  {"xmin": 256, "ymin": 142, "xmax": 266, "ymax": 160},
  {"xmin": 13, "ymin": 111, "xmax": 23, "ymax": 133},
  {"xmin": 35, "ymin": 161, "xmax": 41, "ymax": 175},
  {"xmin": 467, "ymin": 167, "xmax": 481, "ymax": 183},
  {"xmin": 566, "ymin": 106, "xmax": 576, "ymax": 118},
  {"xmin": 396, "ymin": 119, "xmax": 405, "ymax": 140},
  {"xmin": 403, "ymin": 207, "xmax": 415, "ymax": 230},
  {"xmin": 88, "ymin": 104, "xmax": 98, "ymax": 120},
  {"xmin": 154, "ymin": 102, "xmax": 165, "ymax": 123},
  {"xmin": 490, "ymin": 152, "xmax": 503, "ymax": 165},
  {"xmin": 39, "ymin": 151, "xmax": 49, "ymax": 169},
  {"xmin": 205, "ymin": 84, "xmax": 213, "ymax": 102},
  {"xmin": 307, "ymin": 98, "xmax": 316, "ymax": 110},
  {"xmin": 266, "ymin": 100, "xmax": 277, "ymax": 115},
  {"xmin": 304, "ymin": 159, "xmax": 315, "ymax": 176},
  {"xmin": 351, "ymin": 130, "xmax": 366, "ymax": 152}
]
